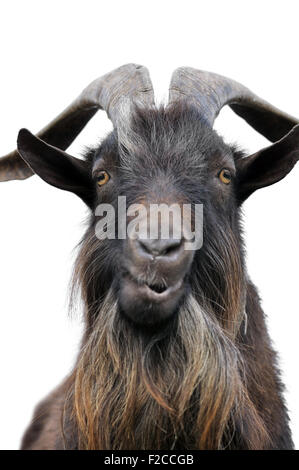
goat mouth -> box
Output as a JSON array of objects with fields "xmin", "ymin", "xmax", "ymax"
[
  {"xmin": 147, "ymin": 283, "xmax": 168, "ymax": 294},
  {"xmin": 141, "ymin": 279, "xmax": 183, "ymax": 301},
  {"xmin": 122, "ymin": 271, "xmax": 183, "ymax": 302},
  {"xmin": 118, "ymin": 269, "xmax": 186, "ymax": 325}
]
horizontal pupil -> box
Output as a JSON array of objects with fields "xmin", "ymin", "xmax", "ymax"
[{"xmin": 98, "ymin": 174, "xmax": 105, "ymax": 180}]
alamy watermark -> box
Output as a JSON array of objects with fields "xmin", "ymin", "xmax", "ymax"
[{"xmin": 95, "ymin": 196, "xmax": 203, "ymax": 251}]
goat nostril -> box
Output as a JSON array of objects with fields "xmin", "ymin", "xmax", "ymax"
[
  {"xmin": 163, "ymin": 243, "xmax": 180, "ymax": 256},
  {"xmin": 138, "ymin": 239, "xmax": 154, "ymax": 256},
  {"xmin": 137, "ymin": 238, "xmax": 182, "ymax": 258}
]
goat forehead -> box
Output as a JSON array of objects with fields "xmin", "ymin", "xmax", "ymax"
[
  {"xmin": 93, "ymin": 106, "xmax": 235, "ymax": 177},
  {"xmin": 118, "ymin": 142, "xmax": 233, "ymax": 179},
  {"xmin": 118, "ymin": 109, "xmax": 234, "ymax": 171}
]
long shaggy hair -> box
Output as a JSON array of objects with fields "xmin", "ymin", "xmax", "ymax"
[
  {"xmin": 65, "ymin": 218, "xmax": 270, "ymax": 450},
  {"xmin": 19, "ymin": 103, "xmax": 293, "ymax": 451}
]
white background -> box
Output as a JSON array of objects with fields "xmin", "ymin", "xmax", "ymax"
[{"xmin": 0, "ymin": 0, "xmax": 298, "ymax": 450}]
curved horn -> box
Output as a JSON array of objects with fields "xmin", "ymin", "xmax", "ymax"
[
  {"xmin": 0, "ymin": 63, "xmax": 154, "ymax": 182},
  {"xmin": 169, "ymin": 67, "xmax": 298, "ymax": 142}
]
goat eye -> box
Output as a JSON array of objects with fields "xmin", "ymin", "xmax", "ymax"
[
  {"xmin": 97, "ymin": 171, "xmax": 110, "ymax": 186},
  {"xmin": 219, "ymin": 168, "xmax": 231, "ymax": 184}
]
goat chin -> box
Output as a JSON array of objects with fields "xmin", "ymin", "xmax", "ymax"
[{"xmin": 67, "ymin": 287, "xmax": 269, "ymax": 450}]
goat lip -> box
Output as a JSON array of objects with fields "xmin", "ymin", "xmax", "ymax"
[
  {"xmin": 141, "ymin": 279, "xmax": 183, "ymax": 302},
  {"xmin": 123, "ymin": 274, "xmax": 183, "ymax": 303}
]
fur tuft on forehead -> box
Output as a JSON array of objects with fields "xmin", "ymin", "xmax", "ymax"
[{"xmin": 89, "ymin": 102, "xmax": 235, "ymax": 183}]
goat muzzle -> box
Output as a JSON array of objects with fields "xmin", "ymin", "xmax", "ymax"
[{"xmin": 119, "ymin": 234, "xmax": 194, "ymax": 326}]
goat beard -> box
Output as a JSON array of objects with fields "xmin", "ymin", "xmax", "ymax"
[{"xmin": 66, "ymin": 285, "xmax": 269, "ymax": 450}]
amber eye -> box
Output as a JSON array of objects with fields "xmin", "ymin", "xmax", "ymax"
[
  {"xmin": 97, "ymin": 171, "xmax": 110, "ymax": 186},
  {"xmin": 219, "ymin": 168, "xmax": 232, "ymax": 184}
]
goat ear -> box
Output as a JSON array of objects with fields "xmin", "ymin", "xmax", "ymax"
[
  {"xmin": 236, "ymin": 124, "xmax": 299, "ymax": 203},
  {"xmin": 17, "ymin": 129, "xmax": 93, "ymax": 206}
]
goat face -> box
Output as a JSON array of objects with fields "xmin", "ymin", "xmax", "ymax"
[
  {"xmin": 52, "ymin": 102, "xmax": 242, "ymax": 333},
  {"xmin": 87, "ymin": 104, "xmax": 240, "ymax": 326}
]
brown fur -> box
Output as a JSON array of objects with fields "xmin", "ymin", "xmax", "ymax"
[
  {"xmin": 22, "ymin": 229, "xmax": 291, "ymax": 450},
  {"xmin": 20, "ymin": 105, "xmax": 294, "ymax": 450}
]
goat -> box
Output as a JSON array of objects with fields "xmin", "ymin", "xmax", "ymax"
[{"xmin": 1, "ymin": 64, "xmax": 298, "ymax": 450}]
